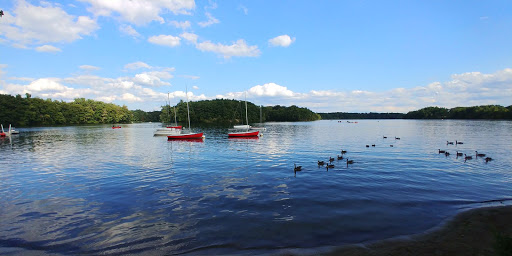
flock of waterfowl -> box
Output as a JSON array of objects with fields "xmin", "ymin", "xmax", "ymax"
[
  {"xmin": 439, "ymin": 140, "xmax": 493, "ymax": 163},
  {"xmin": 294, "ymin": 137, "xmax": 494, "ymax": 174}
]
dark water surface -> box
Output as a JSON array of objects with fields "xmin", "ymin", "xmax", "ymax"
[{"xmin": 1, "ymin": 120, "xmax": 511, "ymax": 255}]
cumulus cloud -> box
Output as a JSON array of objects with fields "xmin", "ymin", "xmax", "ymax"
[
  {"xmin": 79, "ymin": 65, "xmax": 101, "ymax": 71},
  {"xmin": 198, "ymin": 12, "xmax": 219, "ymax": 27},
  {"xmin": 180, "ymin": 32, "xmax": 198, "ymax": 44},
  {"xmin": 268, "ymin": 35, "xmax": 296, "ymax": 47},
  {"xmin": 133, "ymin": 71, "xmax": 173, "ymax": 87},
  {"xmin": 35, "ymin": 45, "xmax": 62, "ymax": 52},
  {"xmin": 148, "ymin": 35, "xmax": 181, "ymax": 47},
  {"xmin": 124, "ymin": 62, "xmax": 152, "ymax": 70},
  {"xmin": 81, "ymin": 0, "xmax": 195, "ymax": 25},
  {"xmin": 169, "ymin": 20, "xmax": 191, "ymax": 29},
  {"xmin": 119, "ymin": 24, "xmax": 141, "ymax": 38},
  {"xmin": 0, "ymin": 1, "xmax": 98, "ymax": 48},
  {"xmin": 196, "ymin": 39, "xmax": 260, "ymax": 59}
]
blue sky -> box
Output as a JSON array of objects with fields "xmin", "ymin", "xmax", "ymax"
[{"xmin": 1, "ymin": 0, "xmax": 511, "ymax": 113}]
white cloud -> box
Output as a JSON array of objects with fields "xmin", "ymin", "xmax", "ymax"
[
  {"xmin": 238, "ymin": 5, "xmax": 248, "ymax": 15},
  {"xmin": 180, "ymin": 32, "xmax": 198, "ymax": 43},
  {"xmin": 268, "ymin": 35, "xmax": 295, "ymax": 47},
  {"xmin": 133, "ymin": 71, "xmax": 172, "ymax": 87},
  {"xmin": 248, "ymin": 83, "xmax": 295, "ymax": 97},
  {"xmin": 79, "ymin": 65, "xmax": 101, "ymax": 71},
  {"xmin": 192, "ymin": 85, "xmax": 199, "ymax": 90},
  {"xmin": 35, "ymin": 45, "xmax": 62, "ymax": 52},
  {"xmin": 196, "ymin": 39, "xmax": 260, "ymax": 58},
  {"xmin": 0, "ymin": 1, "xmax": 98, "ymax": 48},
  {"xmin": 124, "ymin": 62, "xmax": 152, "ymax": 70},
  {"xmin": 81, "ymin": 0, "xmax": 196, "ymax": 25},
  {"xmin": 120, "ymin": 93, "xmax": 143, "ymax": 102},
  {"xmin": 198, "ymin": 12, "xmax": 219, "ymax": 27},
  {"xmin": 27, "ymin": 78, "xmax": 67, "ymax": 92},
  {"xmin": 148, "ymin": 35, "xmax": 181, "ymax": 47},
  {"xmin": 119, "ymin": 24, "xmax": 141, "ymax": 38},
  {"xmin": 169, "ymin": 20, "xmax": 191, "ymax": 29}
]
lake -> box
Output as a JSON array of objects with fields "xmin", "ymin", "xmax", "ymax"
[{"xmin": 1, "ymin": 120, "xmax": 511, "ymax": 255}]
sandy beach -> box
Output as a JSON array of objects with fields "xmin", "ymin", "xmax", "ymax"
[{"xmin": 318, "ymin": 205, "xmax": 512, "ymax": 256}]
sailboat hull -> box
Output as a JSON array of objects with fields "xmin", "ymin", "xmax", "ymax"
[
  {"xmin": 228, "ymin": 131, "xmax": 260, "ymax": 137},
  {"xmin": 168, "ymin": 132, "xmax": 204, "ymax": 140}
]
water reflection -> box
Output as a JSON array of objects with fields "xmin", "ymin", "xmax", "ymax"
[{"xmin": 1, "ymin": 120, "xmax": 511, "ymax": 255}]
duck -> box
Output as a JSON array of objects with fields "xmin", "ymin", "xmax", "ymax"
[
  {"xmin": 438, "ymin": 149, "xmax": 446, "ymax": 154},
  {"xmin": 456, "ymin": 140, "xmax": 463, "ymax": 144},
  {"xmin": 395, "ymin": 137, "xmax": 401, "ymax": 140},
  {"xmin": 318, "ymin": 160, "xmax": 325, "ymax": 166},
  {"xmin": 371, "ymin": 144, "xmax": 375, "ymax": 147},
  {"xmin": 383, "ymin": 136, "xmax": 387, "ymax": 139},
  {"xmin": 337, "ymin": 155, "xmax": 343, "ymax": 160},
  {"xmin": 329, "ymin": 157, "xmax": 335, "ymax": 162},
  {"xmin": 464, "ymin": 154, "xmax": 472, "ymax": 160},
  {"xmin": 445, "ymin": 151, "xmax": 450, "ymax": 156},
  {"xmin": 475, "ymin": 151, "xmax": 486, "ymax": 157},
  {"xmin": 447, "ymin": 141, "xmax": 454, "ymax": 145},
  {"xmin": 294, "ymin": 163, "xmax": 302, "ymax": 172},
  {"xmin": 456, "ymin": 151, "xmax": 463, "ymax": 156},
  {"xmin": 326, "ymin": 163, "xmax": 335, "ymax": 169},
  {"xmin": 341, "ymin": 149, "xmax": 347, "ymax": 154},
  {"xmin": 346, "ymin": 159, "xmax": 354, "ymax": 165},
  {"xmin": 390, "ymin": 145, "xmax": 394, "ymax": 147},
  {"xmin": 485, "ymin": 157, "xmax": 493, "ymax": 162},
  {"xmin": 366, "ymin": 145, "xmax": 370, "ymax": 148}
]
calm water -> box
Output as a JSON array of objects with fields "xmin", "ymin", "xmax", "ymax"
[{"xmin": 1, "ymin": 120, "xmax": 511, "ymax": 255}]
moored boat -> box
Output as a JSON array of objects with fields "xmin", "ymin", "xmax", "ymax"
[
  {"xmin": 167, "ymin": 87, "xmax": 205, "ymax": 140},
  {"xmin": 228, "ymin": 130, "xmax": 260, "ymax": 137},
  {"xmin": 112, "ymin": 126, "xmax": 121, "ymax": 129}
]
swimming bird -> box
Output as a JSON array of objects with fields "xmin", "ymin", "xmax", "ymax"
[
  {"xmin": 456, "ymin": 151, "xmax": 463, "ymax": 156},
  {"xmin": 326, "ymin": 163, "xmax": 335, "ymax": 169},
  {"xmin": 372, "ymin": 144, "xmax": 375, "ymax": 147},
  {"xmin": 383, "ymin": 136, "xmax": 387, "ymax": 139},
  {"xmin": 329, "ymin": 157, "xmax": 335, "ymax": 162},
  {"xmin": 346, "ymin": 159, "xmax": 354, "ymax": 165},
  {"xmin": 341, "ymin": 149, "xmax": 347, "ymax": 154},
  {"xmin": 366, "ymin": 145, "xmax": 370, "ymax": 148},
  {"xmin": 464, "ymin": 154, "xmax": 472, "ymax": 160},
  {"xmin": 318, "ymin": 160, "xmax": 325, "ymax": 166},
  {"xmin": 475, "ymin": 151, "xmax": 486, "ymax": 157},
  {"xmin": 485, "ymin": 157, "xmax": 493, "ymax": 162},
  {"xmin": 447, "ymin": 141, "xmax": 454, "ymax": 145},
  {"xmin": 438, "ymin": 149, "xmax": 446, "ymax": 154},
  {"xmin": 445, "ymin": 151, "xmax": 450, "ymax": 156},
  {"xmin": 294, "ymin": 163, "xmax": 302, "ymax": 172},
  {"xmin": 390, "ymin": 145, "xmax": 394, "ymax": 147},
  {"xmin": 337, "ymin": 155, "xmax": 344, "ymax": 160},
  {"xmin": 395, "ymin": 137, "xmax": 400, "ymax": 140},
  {"xmin": 456, "ymin": 140, "xmax": 463, "ymax": 144}
]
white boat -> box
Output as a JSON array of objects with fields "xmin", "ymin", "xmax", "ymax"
[
  {"xmin": 154, "ymin": 127, "xmax": 181, "ymax": 136},
  {"xmin": 228, "ymin": 92, "xmax": 261, "ymax": 137},
  {"xmin": 10, "ymin": 127, "xmax": 19, "ymax": 134},
  {"xmin": 233, "ymin": 124, "xmax": 251, "ymax": 130}
]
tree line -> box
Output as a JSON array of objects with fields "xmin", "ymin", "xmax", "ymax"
[
  {"xmin": 319, "ymin": 112, "xmax": 404, "ymax": 119},
  {"xmin": 403, "ymin": 105, "xmax": 512, "ymax": 119},
  {"xmin": 0, "ymin": 94, "xmax": 133, "ymax": 126}
]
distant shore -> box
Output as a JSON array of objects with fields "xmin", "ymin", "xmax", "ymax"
[{"xmin": 316, "ymin": 205, "xmax": 512, "ymax": 256}]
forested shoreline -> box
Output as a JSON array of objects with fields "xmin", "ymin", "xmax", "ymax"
[{"xmin": 1, "ymin": 94, "xmax": 510, "ymax": 127}]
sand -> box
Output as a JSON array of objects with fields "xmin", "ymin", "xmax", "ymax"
[{"xmin": 320, "ymin": 205, "xmax": 512, "ymax": 256}]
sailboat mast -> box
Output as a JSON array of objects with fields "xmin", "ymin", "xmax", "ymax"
[
  {"xmin": 174, "ymin": 106, "xmax": 178, "ymax": 126},
  {"xmin": 167, "ymin": 92, "xmax": 171, "ymax": 124},
  {"xmin": 186, "ymin": 87, "xmax": 191, "ymax": 130},
  {"xmin": 245, "ymin": 92, "xmax": 248, "ymax": 127}
]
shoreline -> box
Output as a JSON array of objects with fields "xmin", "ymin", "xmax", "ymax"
[{"xmin": 312, "ymin": 205, "xmax": 512, "ymax": 256}]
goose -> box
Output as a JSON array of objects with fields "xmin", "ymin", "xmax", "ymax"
[
  {"xmin": 294, "ymin": 164, "xmax": 302, "ymax": 172},
  {"xmin": 395, "ymin": 137, "xmax": 400, "ymax": 140},
  {"xmin": 329, "ymin": 157, "xmax": 335, "ymax": 162},
  {"xmin": 438, "ymin": 149, "xmax": 446, "ymax": 154},
  {"xmin": 464, "ymin": 154, "xmax": 472, "ymax": 160},
  {"xmin": 366, "ymin": 145, "xmax": 370, "ymax": 148},
  {"xmin": 447, "ymin": 141, "xmax": 454, "ymax": 145},
  {"xmin": 383, "ymin": 136, "xmax": 387, "ymax": 139},
  {"xmin": 372, "ymin": 144, "xmax": 375, "ymax": 147},
  {"xmin": 456, "ymin": 140, "xmax": 463, "ymax": 144},
  {"xmin": 485, "ymin": 157, "xmax": 493, "ymax": 162},
  {"xmin": 341, "ymin": 149, "xmax": 347, "ymax": 154},
  {"xmin": 337, "ymin": 155, "xmax": 344, "ymax": 160},
  {"xmin": 445, "ymin": 151, "xmax": 450, "ymax": 156},
  {"xmin": 346, "ymin": 159, "xmax": 354, "ymax": 165},
  {"xmin": 456, "ymin": 151, "xmax": 463, "ymax": 156},
  {"xmin": 475, "ymin": 151, "xmax": 486, "ymax": 157},
  {"xmin": 318, "ymin": 160, "xmax": 325, "ymax": 166},
  {"xmin": 326, "ymin": 163, "xmax": 335, "ymax": 169}
]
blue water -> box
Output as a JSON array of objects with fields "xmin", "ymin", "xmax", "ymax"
[{"xmin": 1, "ymin": 120, "xmax": 511, "ymax": 255}]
